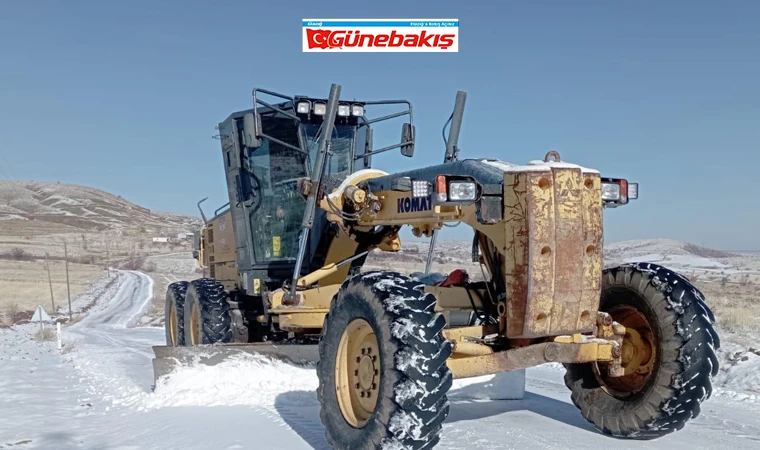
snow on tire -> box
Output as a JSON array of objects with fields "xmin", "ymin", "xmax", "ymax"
[
  {"xmin": 317, "ymin": 271, "xmax": 452, "ymax": 450},
  {"xmin": 183, "ymin": 278, "xmax": 232, "ymax": 345},
  {"xmin": 165, "ymin": 281, "xmax": 189, "ymax": 346},
  {"xmin": 564, "ymin": 262, "xmax": 720, "ymax": 439}
]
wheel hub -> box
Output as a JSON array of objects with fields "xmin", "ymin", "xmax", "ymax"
[
  {"xmin": 189, "ymin": 303, "xmax": 200, "ymax": 345},
  {"xmin": 169, "ymin": 303, "xmax": 177, "ymax": 345},
  {"xmin": 335, "ymin": 318, "xmax": 380, "ymax": 428},
  {"xmin": 596, "ymin": 305, "xmax": 656, "ymax": 396}
]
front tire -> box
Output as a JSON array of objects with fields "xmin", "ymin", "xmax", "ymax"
[
  {"xmin": 183, "ymin": 278, "xmax": 232, "ymax": 345},
  {"xmin": 565, "ymin": 262, "xmax": 720, "ymax": 439},
  {"xmin": 317, "ymin": 271, "xmax": 453, "ymax": 450},
  {"xmin": 165, "ymin": 281, "xmax": 189, "ymax": 346}
]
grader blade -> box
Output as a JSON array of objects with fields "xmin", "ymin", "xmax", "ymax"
[{"xmin": 151, "ymin": 343, "xmax": 319, "ymax": 384}]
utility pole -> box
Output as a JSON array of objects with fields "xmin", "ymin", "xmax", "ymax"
[
  {"xmin": 64, "ymin": 242, "xmax": 72, "ymax": 321},
  {"xmin": 44, "ymin": 253, "xmax": 55, "ymax": 311}
]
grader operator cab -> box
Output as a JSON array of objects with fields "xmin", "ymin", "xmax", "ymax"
[{"xmin": 156, "ymin": 83, "xmax": 720, "ymax": 450}]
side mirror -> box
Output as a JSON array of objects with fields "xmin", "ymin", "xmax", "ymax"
[
  {"xmin": 401, "ymin": 123, "xmax": 415, "ymax": 157},
  {"xmin": 242, "ymin": 112, "xmax": 261, "ymax": 148}
]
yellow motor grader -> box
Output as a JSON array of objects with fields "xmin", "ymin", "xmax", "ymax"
[{"xmin": 155, "ymin": 83, "xmax": 720, "ymax": 449}]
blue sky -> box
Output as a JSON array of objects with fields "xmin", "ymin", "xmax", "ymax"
[{"xmin": 1, "ymin": 1, "xmax": 758, "ymax": 250}]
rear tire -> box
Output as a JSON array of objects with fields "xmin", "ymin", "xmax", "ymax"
[
  {"xmin": 317, "ymin": 271, "xmax": 452, "ymax": 450},
  {"xmin": 165, "ymin": 281, "xmax": 189, "ymax": 346},
  {"xmin": 183, "ymin": 278, "xmax": 232, "ymax": 345},
  {"xmin": 564, "ymin": 262, "xmax": 720, "ymax": 439}
]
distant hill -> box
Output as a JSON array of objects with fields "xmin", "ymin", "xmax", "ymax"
[{"xmin": 0, "ymin": 181, "xmax": 202, "ymax": 235}]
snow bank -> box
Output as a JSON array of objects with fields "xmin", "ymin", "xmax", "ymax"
[
  {"xmin": 148, "ymin": 352, "xmax": 527, "ymax": 411},
  {"xmin": 147, "ymin": 353, "xmax": 319, "ymax": 410},
  {"xmin": 713, "ymin": 344, "xmax": 760, "ymax": 402}
]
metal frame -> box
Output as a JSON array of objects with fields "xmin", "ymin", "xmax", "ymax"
[
  {"xmin": 354, "ymin": 99, "xmax": 415, "ymax": 160},
  {"xmin": 251, "ymin": 88, "xmax": 308, "ymax": 155}
]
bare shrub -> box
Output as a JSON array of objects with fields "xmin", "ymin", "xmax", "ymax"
[
  {"xmin": 120, "ymin": 257, "xmax": 146, "ymax": 270},
  {"xmin": 71, "ymin": 255, "xmax": 96, "ymax": 265},
  {"xmin": 703, "ymin": 289, "xmax": 760, "ymax": 332},
  {"xmin": 143, "ymin": 261, "xmax": 158, "ymax": 272},
  {"xmin": 2, "ymin": 247, "xmax": 34, "ymax": 261},
  {"xmin": 34, "ymin": 327, "xmax": 57, "ymax": 342},
  {"xmin": 682, "ymin": 243, "xmax": 736, "ymax": 259},
  {"xmin": 61, "ymin": 338, "xmax": 78, "ymax": 354},
  {"xmin": 66, "ymin": 314, "xmax": 86, "ymax": 325},
  {"xmin": 11, "ymin": 247, "xmax": 28, "ymax": 259},
  {"xmin": 717, "ymin": 308, "xmax": 759, "ymax": 332},
  {"xmin": 5, "ymin": 303, "xmax": 20, "ymax": 316}
]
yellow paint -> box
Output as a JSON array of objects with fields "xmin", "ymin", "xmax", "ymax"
[
  {"xmin": 277, "ymin": 311, "xmax": 329, "ymax": 330},
  {"xmin": 376, "ymin": 234, "xmax": 402, "ymax": 252},
  {"xmin": 334, "ymin": 318, "xmax": 381, "ymax": 427},
  {"xmin": 269, "ymin": 284, "xmax": 341, "ymax": 309},
  {"xmin": 253, "ymin": 279, "xmax": 261, "ymax": 295},
  {"xmin": 273, "ymin": 236, "xmax": 281, "ymax": 257},
  {"xmin": 446, "ymin": 340, "xmax": 615, "ymax": 380},
  {"xmin": 319, "ymin": 233, "xmax": 360, "ymax": 286}
]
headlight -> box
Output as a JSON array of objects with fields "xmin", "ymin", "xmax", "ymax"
[
  {"xmin": 601, "ymin": 182, "xmax": 621, "ymax": 201},
  {"xmin": 296, "ymin": 101, "xmax": 311, "ymax": 114},
  {"xmin": 351, "ymin": 104, "xmax": 364, "ymax": 116},
  {"xmin": 313, "ymin": 102, "xmax": 326, "ymax": 115},
  {"xmin": 448, "ymin": 181, "xmax": 477, "ymax": 201},
  {"xmin": 337, "ymin": 104, "xmax": 350, "ymax": 116},
  {"xmin": 412, "ymin": 180, "xmax": 430, "ymax": 198},
  {"xmin": 628, "ymin": 183, "xmax": 638, "ymax": 200}
]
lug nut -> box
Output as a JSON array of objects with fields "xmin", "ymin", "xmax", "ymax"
[
  {"xmin": 361, "ymin": 348, "xmax": 366, "ymax": 355},
  {"xmin": 612, "ymin": 344, "xmax": 622, "ymax": 358},
  {"xmin": 365, "ymin": 391, "xmax": 371, "ymax": 398},
  {"xmin": 366, "ymin": 348, "xmax": 372, "ymax": 354},
  {"xmin": 355, "ymin": 383, "xmax": 360, "ymax": 389},
  {"xmin": 603, "ymin": 314, "xmax": 613, "ymax": 326},
  {"xmin": 360, "ymin": 391, "xmax": 365, "ymax": 398},
  {"xmin": 372, "ymin": 383, "xmax": 377, "ymax": 390},
  {"xmin": 372, "ymin": 355, "xmax": 377, "ymax": 362},
  {"xmin": 374, "ymin": 369, "xmax": 379, "ymax": 376},
  {"xmin": 356, "ymin": 357, "xmax": 361, "ymax": 363},
  {"xmin": 354, "ymin": 369, "xmax": 359, "ymax": 376}
]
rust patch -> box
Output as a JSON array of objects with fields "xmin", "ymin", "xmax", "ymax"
[
  {"xmin": 503, "ymin": 172, "xmax": 530, "ymax": 337},
  {"xmin": 503, "ymin": 166, "xmax": 603, "ymax": 339}
]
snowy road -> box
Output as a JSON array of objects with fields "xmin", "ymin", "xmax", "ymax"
[{"xmin": 2, "ymin": 271, "xmax": 760, "ymax": 449}]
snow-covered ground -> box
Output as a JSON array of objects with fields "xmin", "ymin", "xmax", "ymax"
[{"xmin": 2, "ymin": 270, "xmax": 760, "ymax": 449}]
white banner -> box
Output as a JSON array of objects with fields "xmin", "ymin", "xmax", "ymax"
[{"xmin": 302, "ymin": 19, "xmax": 459, "ymax": 53}]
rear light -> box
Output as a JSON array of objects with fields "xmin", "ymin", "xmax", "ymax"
[
  {"xmin": 618, "ymin": 179, "xmax": 628, "ymax": 203},
  {"xmin": 435, "ymin": 175, "xmax": 447, "ymax": 202}
]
